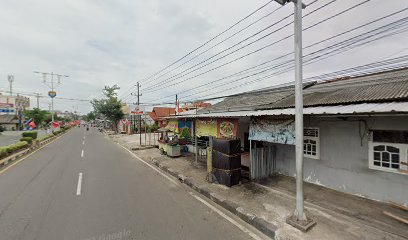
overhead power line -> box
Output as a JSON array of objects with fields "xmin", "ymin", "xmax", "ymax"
[
  {"xmin": 184, "ymin": 22, "xmax": 408, "ymax": 102},
  {"xmin": 152, "ymin": 7, "xmax": 408, "ymax": 102},
  {"xmin": 141, "ymin": 0, "xmax": 370, "ymax": 96},
  {"xmin": 119, "ymin": 0, "xmax": 277, "ymax": 99},
  {"xmin": 141, "ymin": 0, "xmax": 332, "ymax": 93},
  {"xmin": 193, "ymin": 61, "xmax": 408, "ymax": 103},
  {"xmin": 137, "ymin": 60, "xmax": 408, "ymax": 106}
]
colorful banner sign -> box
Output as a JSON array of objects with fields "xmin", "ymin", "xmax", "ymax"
[
  {"xmin": 249, "ymin": 118, "xmax": 295, "ymax": 145},
  {"xmin": 130, "ymin": 105, "xmax": 143, "ymax": 115},
  {"xmin": 165, "ymin": 119, "xmax": 179, "ymax": 132},
  {"xmin": 217, "ymin": 118, "xmax": 238, "ymax": 139},
  {"xmin": 178, "ymin": 120, "xmax": 192, "ymax": 137},
  {"xmin": 0, "ymin": 97, "xmax": 15, "ymax": 115},
  {"xmin": 196, "ymin": 119, "xmax": 217, "ymax": 137}
]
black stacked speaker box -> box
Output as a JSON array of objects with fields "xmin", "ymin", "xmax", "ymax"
[
  {"xmin": 212, "ymin": 138, "xmax": 241, "ymax": 187},
  {"xmin": 212, "ymin": 138, "xmax": 241, "ymax": 155}
]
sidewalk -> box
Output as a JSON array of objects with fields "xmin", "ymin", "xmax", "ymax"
[{"xmin": 110, "ymin": 134, "xmax": 408, "ymax": 240}]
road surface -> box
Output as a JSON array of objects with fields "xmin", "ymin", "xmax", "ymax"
[{"xmin": 0, "ymin": 127, "xmax": 268, "ymax": 240}]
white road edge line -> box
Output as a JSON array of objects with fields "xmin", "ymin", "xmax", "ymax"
[
  {"xmin": 81, "ymin": 149, "xmax": 84, "ymax": 158},
  {"xmin": 76, "ymin": 172, "xmax": 83, "ymax": 196},
  {"xmin": 191, "ymin": 193, "xmax": 264, "ymax": 240},
  {"xmin": 119, "ymin": 144, "xmax": 179, "ymax": 186}
]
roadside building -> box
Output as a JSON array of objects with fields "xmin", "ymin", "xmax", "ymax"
[
  {"xmin": 119, "ymin": 104, "xmax": 156, "ymax": 134},
  {"xmin": 147, "ymin": 107, "xmax": 176, "ymax": 128},
  {"xmin": 0, "ymin": 94, "xmax": 30, "ymax": 130},
  {"xmin": 168, "ymin": 68, "xmax": 408, "ymax": 206}
]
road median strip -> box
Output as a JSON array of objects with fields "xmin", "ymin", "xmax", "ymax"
[{"xmin": 0, "ymin": 129, "xmax": 72, "ymax": 173}]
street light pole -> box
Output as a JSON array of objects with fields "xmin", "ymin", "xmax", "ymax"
[
  {"xmin": 34, "ymin": 93, "xmax": 41, "ymax": 109},
  {"xmin": 7, "ymin": 75, "xmax": 14, "ymax": 96},
  {"xmin": 273, "ymin": 0, "xmax": 315, "ymax": 231},
  {"xmin": 34, "ymin": 71, "xmax": 69, "ymax": 124},
  {"xmin": 51, "ymin": 73, "xmax": 55, "ymax": 122},
  {"xmin": 294, "ymin": 0, "xmax": 305, "ymax": 222}
]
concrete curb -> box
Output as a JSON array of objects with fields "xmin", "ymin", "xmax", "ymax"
[{"xmin": 151, "ymin": 158, "xmax": 278, "ymax": 238}]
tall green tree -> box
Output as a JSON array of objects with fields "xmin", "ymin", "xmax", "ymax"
[
  {"xmin": 23, "ymin": 108, "xmax": 49, "ymax": 127},
  {"xmin": 91, "ymin": 85, "xmax": 124, "ymax": 132},
  {"xmin": 84, "ymin": 111, "xmax": 97, "ymax": 122}
]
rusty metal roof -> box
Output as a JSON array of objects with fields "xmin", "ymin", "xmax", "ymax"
[{"xmin": 259, "ymin": 68, "xmax": 408, "ymax": 109}]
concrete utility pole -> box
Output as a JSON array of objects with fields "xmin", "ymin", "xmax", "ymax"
[
  {"xmin": 273, "ymin": 0, "xmax": 315, "ymax": 231},
  {"xmin": 33, "ymin": 71, "xmax": 69, "ymax": 123},
  {"xmin": 131, "ymin": 82, "xmax": 142, "ymax": 145},
  {"xmin": 175, "ymin": 94, "xmax": 178, "ymax": 115},
  {"xmin": 7, "ymin": 75, "xmax": 14, "ymax": 96},
  {"xmin": 34, "ymin": 93, "xmax": 41, "ymax": 109},
  {"xmin": 72, "ymin": 106, "xmax": 79, "ymax": 120},
  {"xmin": 294, "ymin": 0, "xmax": 305, "ymax": 222}
]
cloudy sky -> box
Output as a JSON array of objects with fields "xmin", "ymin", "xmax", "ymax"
[{"xmin": 0, "ymin": 0, "xmax": 407, "ymax": 114}]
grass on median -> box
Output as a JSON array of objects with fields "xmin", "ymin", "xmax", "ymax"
[{"xmin": 0, "ymin": 141, "xmax": 29, "ymax": 158}]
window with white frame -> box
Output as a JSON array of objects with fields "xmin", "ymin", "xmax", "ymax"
[
  {"xmin": 304, "ymin": 128, "xmax": 320, "ymax": 159},
  {"xmin": 369, "ymin": 130, "xmax": 408, "ymax": 174}
]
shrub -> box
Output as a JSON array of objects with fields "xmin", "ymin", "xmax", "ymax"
[
  {"xmin": 0, "ymin": 141, "xmax": 28, "ymax": 159},
  {"xmin": 22, "ymin": 131, "xmax": 38, "ymax": 139},
  {"xmin": 20, "ymin": 137, "xmax": 33, "ymax": 144},
  {"xmin": 53, "ymin": 129, "xmax": 64, "ymax": 135},
  {"xmin": 180, "ymin": 127, "xmax": 191, "ymax": 139},
  {"xmin": 0, "ymin": 147, "xmax": 8, "ymax": 158},
  {"xmin": 38, "ymin": 134, "xmax": 53, "ymax": 141}
]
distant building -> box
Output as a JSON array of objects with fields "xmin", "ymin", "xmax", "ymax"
[
  {"xmin": 179, "ymin": 102, "xmax": 212, "ymax": 113},
  {"xmin": 55, "ymin": 110, "xmax": 74, "ymax": 120},
  {"xmin": 147, "ymin": 107, "xmax": 176, "ymax": 128},
  {"xmin": 0, "ymin": 94, "xmax": 30, "ymax": 130}
]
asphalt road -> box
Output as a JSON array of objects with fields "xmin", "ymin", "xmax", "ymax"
[{"xmin": 0, "ymin": 127, "xmax": 268, "ymax": 240}]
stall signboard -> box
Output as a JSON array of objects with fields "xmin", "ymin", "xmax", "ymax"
[
  {"xmin": 130, "ymin": 105, "xmax": 143, "ymax": 115},
  {"xmin": 217, "ymin": 118, "xmax": 238, "ymax": 138},
  {"xmin": 196, "ymin": 119, "xmax": 217, "ymax": 137},
  {"xmin": 0, "ymin": 103, "xmax": 14, "ymax": 114},
  {"xmin": 165, "ymin": 119, "xmax": 179, "ymax": 132},
  {"xmin": 249, "ymin": 118, "xmax": 295, "ymax": 145},
  {"xmin": 178, "ymin": 120, "xmax": 193, "ymax": 137},
  {"xmin": 0, "ymin": 96, "xmax": 15, "ymax": 114}
]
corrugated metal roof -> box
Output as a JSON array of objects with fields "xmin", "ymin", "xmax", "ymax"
[
  {"xmin": 269, "ymin": 80, "xmax": 408, "ymax": 108},
  {"xmin": 202, "ymin": 82, "xmax": 317, "ymax": 113},
  {"xmin": 168, "ymin": 102, "xmax": 408, "ymax": 118},
  {"xmin": 261, "ymin": 68, "xmax": 408, "ymax": 109},
  {"xmin": 199, "ymin": 88, "xmax": 296, "ymax": 113}
]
